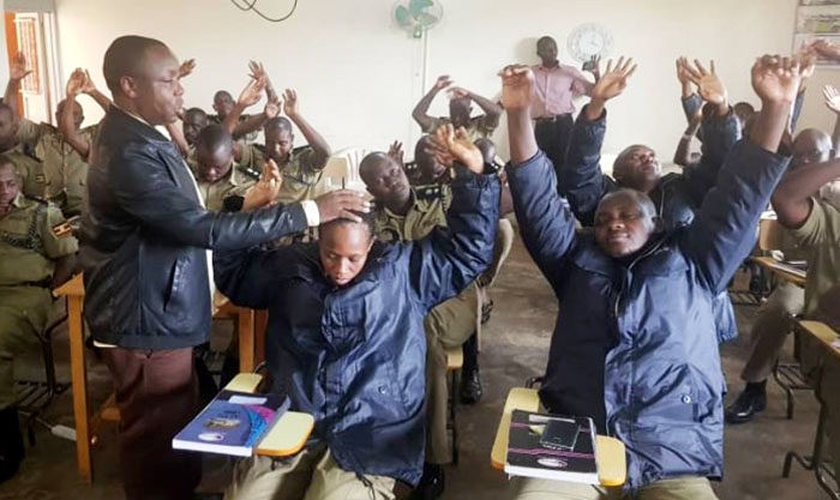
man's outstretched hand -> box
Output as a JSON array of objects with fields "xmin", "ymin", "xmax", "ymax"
[
  {"xmin": 586, "ymin": 56, "xmax": 636, "ymax": 120},
  {"xmin": 498, "ymin": 64, "xmax": 534, "ymax": 113},
  {"xmin": 315, "ymin": 190, "xmax": 372, "ymax": 223},
  {"xmin": 242, "ymin": 159, "xmax": 282, "ymax": 211},
  {"xmin": 426, "ymin": 124, "xmax": 484, "ymax": 175},
  {"xmin": 752, "ymin": 55, "xmax": 802, "ymax": 105}
]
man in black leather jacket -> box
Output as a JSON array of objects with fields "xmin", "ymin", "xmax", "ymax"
[{"xmin": 79, "ymin": 35, "xmax": 368, "ymax": 500}]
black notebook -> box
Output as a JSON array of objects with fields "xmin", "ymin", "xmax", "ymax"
[{"xmin": 505, "ymin": 410, "xmax": 599, "ymax": 484}]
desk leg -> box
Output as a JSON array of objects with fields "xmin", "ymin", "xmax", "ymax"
[
  {"xmin": 238, "ymin": 308, "xmax": 255, "ymax": 373},
  {"xmin": 254, "ymin": 310, "xmax": 268, "ymax": 368},
  {"xmin": 67, "ymin": 296, "xmax": 92, "ymax": 484}
]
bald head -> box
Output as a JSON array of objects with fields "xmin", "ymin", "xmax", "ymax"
[
  {"xmin": 536, "ymin": 36, "xmax": 558, "ymax": 65},
  {"xmin": 56, "ymin": 99, "xmax": 84, "ymax": 130},
  {"xmin": 792, "ymin": 128, "xmax": 833, "ymax": 169},
  {"xmin": 359, "ymin": 152, "xmax": 410, "ymax": 208},
  {"xmin": 212, "ymin": 91, "xmax": 235, "ymax": 119},
  {"xmin": 195, "ymin": 124, "xmax": 234, "ymax": 183},
  {"xmin": 613, "ymin": 144, "xmax": 661, "ymax": 193}
]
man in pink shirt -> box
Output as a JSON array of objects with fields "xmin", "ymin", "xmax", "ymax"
[{"xmin": 531, "ymin": 35, "xmax": 596, "ymax": 185}]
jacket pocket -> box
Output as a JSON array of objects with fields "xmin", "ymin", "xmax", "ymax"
[{"xmin": 163, "ymin": 257, "xmax": 185, "ymax": 312}]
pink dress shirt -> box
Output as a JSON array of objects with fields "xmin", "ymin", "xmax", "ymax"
[{"xmin": 530, "ymin": 63, "xmax": 594, "ymax": 118}]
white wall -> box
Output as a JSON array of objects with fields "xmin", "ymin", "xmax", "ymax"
[{"xmin": 53, "ymin": 0, "xmax": 836, "ymax": 164}]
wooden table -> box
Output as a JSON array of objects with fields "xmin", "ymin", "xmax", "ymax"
[
  {"xmin": 783, "ymin": 321, "xmax": 840, "ymax": 499},
  {"xmin": 53, "ymin": 273, "xmax": 260, "ymax": 484},
  {"xmin": 752, "ymin": 256, "xmax": 807, "ymax": 288},
  {"xmin": 490, "ymin": 387, "xmax": 627, "ymax": 487}
]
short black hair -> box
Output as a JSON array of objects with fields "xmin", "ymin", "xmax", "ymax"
[
  {"xmin": 319, "ymin": 210, "xmax": 375, "ymax": 240},
  {"xmin": 0, "ymin": 154, "xmax": 21, "ymax": 180},
  {"xmin": 103, "ymin": 35, "xmax": 168, "ymax": 93},
  {"xmin": 195, "ymin": 124, "xmax": 233, "ymax": 153},
  {"xmin": 184, "ymin": 107, "xmax": 208, "ymax": 121},
  {"xmin": 213, "ymin": 90, "xmax": 233, "ymax": 102},
  {"xmin": 264, "ymin": 116, "xmax": 292, "ymax": 134}
]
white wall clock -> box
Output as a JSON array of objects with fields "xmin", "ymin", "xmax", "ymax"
[{"xmin": 567, "ymin": 23, "xmax": 614, "ymax": 64}]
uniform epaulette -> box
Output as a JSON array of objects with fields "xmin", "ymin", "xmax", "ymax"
[
  {"xmin": 52, "ymin": 215, "xmax": 80, "ymax": 238},
  {"xmin": 237, "ymin": 164, "xmax": 261, "ymax": 181},
  {"xmin": 414, "ymin": 184, "xmax": 445, "ymax": 202}
]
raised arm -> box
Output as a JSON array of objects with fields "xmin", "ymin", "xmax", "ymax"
[
  {"xmin": 249, "ymin": 60, "xmax": 279, "ymax": 104},
  {"xmin": 4, "ymin": 54, "xmax": 31, "ymax": 115},
  {"xmin": 824, "ymin": 85, "xmax": 840, "ymax": 156},
  {"xmin": 451, "ymin": 86, "xmax": 503, "ymax": 129},
  {"xmin": 283, "ymin": 88, "xmax": 331, "ymax": 171},
  {"xmin": 683, "ymin": 55, "xmax": 801, "ymax": 292},
  {"xmin": 222, "ymin": 76, "xmax": 266, "ymax": 136},
  {"xmin": 559, "ymin": 57, "xmax": 636, "ymax": 225},
  {"xmin": 673, "ymin": 115, "xmax": 702, "ymax": 168},
  {"xmin": 80, "ymin": 69, "xmax": 112, "ymax": 112},
  {"xmin": 60, "ymin": 69, "xmax": 94, "ymax": 159},
  {"xmin": 409, "ymin": 124, "xmax": 500, "ymax": 310},
  {"xmin": 499, "ymin": 65, "xmax": 579, "ymax": 293},
  {"xmin": 412, "ymin": 75, "xmax": 451, "ymax": 132},
  {"xmin": 214, "ymin": 244, "xmax": 287, "ymax": 310}
]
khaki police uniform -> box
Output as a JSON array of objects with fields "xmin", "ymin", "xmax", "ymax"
[
  {"xmin": 17, "ymin": 118, "xmax": 97, "ymax": 217},
  {"xmin": 240, "ymin": 144, "xmax": 324, "ymax": 205},
  {"xmin": 423, "ymin": 115, "xmax": 497, "ymax": 142},
  {"xmin": 373, "ymin": 185, "xmax": 478, "ymax": 465},
  {"xmin": 0, "ymin": 194, "xmax": 78, "ymax": 409},
  {"xmin": 195, "ymin": 163, "xmax": 257, "ymax": 212}
]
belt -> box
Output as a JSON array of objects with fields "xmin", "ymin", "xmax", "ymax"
[{"xmin": 534, "ymin": 114, "xmax": 571, "ymax": 123}]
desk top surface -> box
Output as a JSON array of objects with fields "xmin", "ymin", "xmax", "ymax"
[
  {"xmin": 753, "ymin": 256, "xmax": 807, "ymax": 288},
  {"xmin": 798, "ymin": 320, "xmax": 840, "ymax": 362}
]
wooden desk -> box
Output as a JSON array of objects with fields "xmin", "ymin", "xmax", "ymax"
[
  {"xmin": 752, "ymin": 256, "xmax": 806, "ymax": 288},
  {"xmin": 53, "ymin": 274, "xmax": 260, "ymax": 484},
  {"xmin": 490, "ymin": 388, "xmax": 626, "ymax": 487}
]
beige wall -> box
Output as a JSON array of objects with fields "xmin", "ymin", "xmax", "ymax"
[{"xmin": 53, "ymin": 0, "xmax": 838, "ymax": 163}]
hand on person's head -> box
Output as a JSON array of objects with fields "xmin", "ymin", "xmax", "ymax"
[
  {"xmin": 10, "ymin": 53, "xmax": 31, "ymax": 81},
  {"xmin": 498, "ymin": 64, "xmax": 535, "ymax": 112},
  {"xmin": 178, "ymin": 59, "xmax": 196, "ymax": 79},
  {"xmin": 590, "ymin": 56, "xmax": 637, "ymax": 103},
  {"xmin": 683, "ymin": 59, "xmax": 727, "ymax": 106},
  {"xmin": 433, "ymin": 75, "xmax": 453, "ymax": 91},
  {"xmin": 282, "ymin": 89, "xmax": 298, "ymax": 118},
  {"xmin": 237, "ymin": 77, "xmax": 266, "ymax": 107},
  {"xmin": 315, "ymin": 189, "xmax": 372, "ymax": 223},
  {"xmin": 751, "ymin": 55, "xmax": 803, "ymax": 105},
  {"xmin": 388, "ymin": 140, "xmax": 404, "ymax": 167},
  {"xmin": 65, "ymin": 68, "xmax": 87, "ymax": 98},
  {"xmin": 429, "ymin": 123, "xmax": 484, "ymax": 174},
  {"xmin": 824, "ymin": 85, "xmax": 840, "ymax": 115}
]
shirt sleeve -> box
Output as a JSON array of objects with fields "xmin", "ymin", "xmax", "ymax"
[
  {"xmin": 40, "ymin": 205, "xmax": 79, "ymax": 259},
  {"xmin": 570, "ymin": 68, "xmax": 594, "ymax": 97},
  {"xmin": 16, "ymin": 118, "xmax": 44, "ymax": 145},
  {"xmin": 789, "ymin": 198, "xmax": 837, "ymax": 247}
]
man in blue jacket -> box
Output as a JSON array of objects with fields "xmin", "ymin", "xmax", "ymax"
[
  {"xmin": 215, "ymin": 125, "xmax": 500, "ymax": 500},
  {"xmin": 500, "ymin": 54, "xmax": 801, "ymax": 499},
  {"xmin": 80, "ymin": 36, "xmax": 369, "ymax": 500},
  {"xmin": 559, "ymin": 58, "xmax": 742, "ymax": 345}
]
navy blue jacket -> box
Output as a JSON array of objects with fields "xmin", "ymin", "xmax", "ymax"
[
  {"xmin": 509, "ymin": 142, "xmax": 789, "ymax": 489},
  {"xmin": 214, "ymin": 167, "xmax": 499, "ymax": 485},
  {"xmin": 80, "ymin": 107, "xmax": 309, "ymax": 349},
  {"xmin": 559, "ymin": 106, "xmax": 741, "ymax": 343}
]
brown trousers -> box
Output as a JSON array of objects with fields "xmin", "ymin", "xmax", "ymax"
[{"xmin": 103, "ymin": 346, "xmax": 202, "ymax": 500}]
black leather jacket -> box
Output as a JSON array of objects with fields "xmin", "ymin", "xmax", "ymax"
[{"xmin": 79, "ymin": 107, "xmax": 308, "ymax": 349}]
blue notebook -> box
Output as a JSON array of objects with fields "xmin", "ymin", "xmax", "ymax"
[{"xmin": 172, "ymin": 389, "xmax": 290, "ymax": 457}]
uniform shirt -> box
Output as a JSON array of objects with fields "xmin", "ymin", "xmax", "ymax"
[
  {"xmin": 422, "ymin": 116, "xmax": 497, "ymax": 142},
  {"xmin": 208, "ymin": 113, "xmax": 259, "ymax": 144},
  {"xmin": 241, "ymin": 144, "xmax": 324, "ymax": 204},
  {"xmin": 373, "ymin": 187, "xmax": 450, "ymax": 243},
  {"xmin": 17, "ymin": 118, "xmax": 97, "ymax": 216},
  {"xmin": 195, "ymin": 164, "xmax": 256, "ymax": 212},
  {"xmin": 790, "ymin": 198, "xmax": 840, "ymax": 317},
  {"xmin": 0, "ymin": 193, "xmax": 78, "ymax": 286},
  {"xmin": 530, "ymin": 63, "xmax": 593, "ymax": 118}
]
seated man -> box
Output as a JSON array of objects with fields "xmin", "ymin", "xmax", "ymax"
[
  {"xmin": 215, "ymin": 126, "xmax": 499, "ymax": 500},
  {"xmin": 500, "ymin": 55, "xmax": 800, "ymax": 499},
  {"xmin": 358, "ymin": 149, "xmax": 482, "ymax": 498},
  {"xmin": 192, "ymin": 124, "xmax": 257, "ymax": 212},
  {"xmin": 770, "ymin": 122, "xmax": 840, "ymax": 470},
  {"xmin": 210, "ymin": 62, "xmax": 279, "ymax": 144},
  {"xmin": 0, "ymin": 159, "xmax": 77, "ymax": 482},
  {"xmin": 561, "ymin": 56, "xmax": 742, "ymax": 344},
  {"xmin": 243, "ymin": 89, "xmax": 331, "ymax": 205},
  {"xmin": 183, "ymin": 107, "xmax": 210, "ymax": 149},
  {"xmin": 3, "ymin": 61, "xmax": 110, "ymax": 217},
  {"xmin": 726, "ymin": 127, "xmax": 834, "ymax": 424},
  {"xmin": 412, "ymin": 75, "xmax": 502, "ymax": 141}
]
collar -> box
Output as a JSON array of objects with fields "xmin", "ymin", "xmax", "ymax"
[
  {"xmin": 11, "ymin": 192, "xmax": 24, "ymax": 208},
  {"xmin": 112, "ymin": 103, "xmax": 152, "ymax": 127},
  {"xmin": 381, "ymin": 189, "xmax": 429, "ymax": 219}
]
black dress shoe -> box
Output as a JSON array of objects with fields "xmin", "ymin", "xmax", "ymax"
[
  {"xmin": 725, "ymin": 383, "xmax": 767, "ymax": 424},
  {"xmin": 0, "ymin": 407, "xmax": 24, "ymax": 484},
  {"xmin": 409, "ymin": 463, "xmax": 444, "ymax": 500},
  {"xmin": 460, "ymin": 367, "xmax": 483, "ymax": 405}
]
